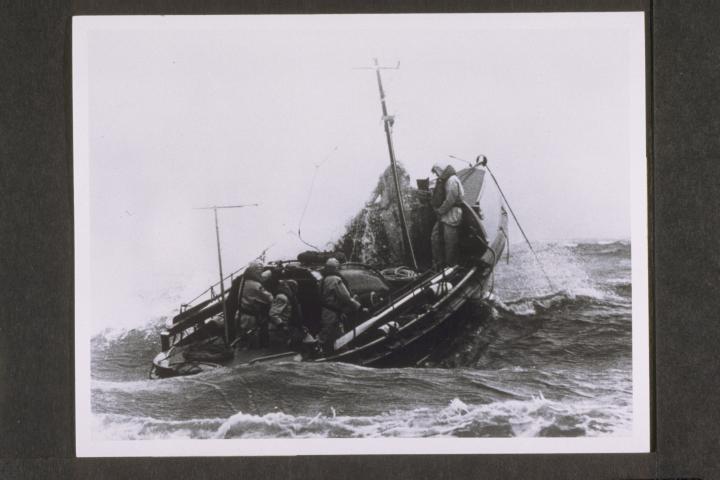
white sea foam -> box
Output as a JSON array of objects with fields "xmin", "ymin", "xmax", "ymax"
[
  {"xmin": 492, "ymin": 239, "xmax": 629, "ymax": 316},
  {"xmin": 92, "ymin": 413, "xmax": 225, "ymax": 440},
  {"xmin": 605, "ymin": 277, "xmax": 632, "ymax": 286},
  {"xmin": 93, "ymin": 395, "xmax": 632, "ymax": 441}
]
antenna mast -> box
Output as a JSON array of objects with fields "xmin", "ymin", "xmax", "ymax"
[{"xmin": 195, "ymin": 203, "xmax": 259, "ymax": 345}]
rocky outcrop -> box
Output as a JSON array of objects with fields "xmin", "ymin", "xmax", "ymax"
[{"xmin": 335, "ymin": 163, "xmax": 435, "ymax": 269}]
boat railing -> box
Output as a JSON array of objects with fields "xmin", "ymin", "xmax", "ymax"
[
  {"xmin": 180, "ymin": 251, "xmax": 305, "ymax": 312},
  {"xmin": 174, "ymin": 296, "xmax": 215, "ymax": 322},
  {"xmin": 182, "ymin": 266, "xmax": 246, "ymax": 309},
  {"xmin": 168, "ymin": 300, "xmax": 223, "ymax": 335},
  {"xmin": 334, "ymin": 265, "xmax": 458, "ymax": 350}
]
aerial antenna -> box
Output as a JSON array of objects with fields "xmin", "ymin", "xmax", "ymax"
[
  {"xmin": 194, "ymin": 203, "xmax": 259, "ymax": 345},
  {"xmin": 355, "ymin": 58, "xmax": 418, "ymax": 270},
  {"xmin": 297, "ymin": 146, "xmax": 338, "ymax": 251}
]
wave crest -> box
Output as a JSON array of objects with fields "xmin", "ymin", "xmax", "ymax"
[
  {"xmin": 494, "ymin": 287, "xmax": 627, "ymax": 317},
  {"xmin": 94, "ymin": 395, "xmax": 631, "ymax": 440}
]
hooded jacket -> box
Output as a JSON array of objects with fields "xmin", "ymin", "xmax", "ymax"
[
  {"xmin": 435, "ymin": 165, "xmax": 465, "ymax": 227},
  {"xmin": 238, "ymin": 265, "xmax": 273, "ymax": 316},
  {"xmin": 320, "ymin": 268, "xmax": 360, "ymax": 319},
  {"xmin": 269, "ymin": 280, "xmax": 303, "ymax": 328}
]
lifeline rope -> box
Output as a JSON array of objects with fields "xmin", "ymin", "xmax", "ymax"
[{"xmin": 482, "ymin": 160, "xmax": 555, "ymax": 291}]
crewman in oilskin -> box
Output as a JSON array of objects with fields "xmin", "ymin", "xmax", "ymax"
[
  {"xmin": 318, "ymin": 257, "xmax": 362, "ymax": 354},
  {"xmin": 268, "ymin": 279, "xmax": 307, "ymax": 348},
  {"xmin": 431, "ymin": 163, "xmax": 465, "ymax": 269},
  {"xmin": 235, "ymin": 261, "xmax": 274, "ymax": 348}
]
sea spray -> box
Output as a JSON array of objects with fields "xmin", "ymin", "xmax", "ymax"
[{"xmin": 335, "ymin": 163, "xmax": 434, "ymax": 268}]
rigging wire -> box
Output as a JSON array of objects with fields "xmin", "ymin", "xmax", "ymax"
[
  {"xmin": 450, "ymin": 154, "xmax": 555, "ymax": 291},
  {"xmin": 480, "ymin": 156, "xmax": 555, "ymax": 291},
  {"xmin": 297, "ymin": 146, "xmax": 339, "ymax": 251}
]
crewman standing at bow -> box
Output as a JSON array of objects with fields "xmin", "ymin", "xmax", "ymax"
[
  {"xmin": 318, "ymin": 258, "xmax": 362, "ymax": 354},
  {"xmin": 431, "ymin": 163, "xmax": 465, "ymax": 268},
  {"xmin": 236, "ymin": 261, "xmax": 274, "ymax": 348}
]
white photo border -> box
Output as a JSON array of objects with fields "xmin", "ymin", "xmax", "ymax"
[{"xmin": 73, "ymin": 12, "xmax": 650, "ymax": 457}]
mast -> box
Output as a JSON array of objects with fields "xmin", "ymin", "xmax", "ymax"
[
  {"xmin": 371, "ymin": 58, "xmax": 418, "ymax": 270},
  {"xmin": 212, "ymin": 207, "xmax": 230, "ymax": 344},
  {"xmin": 195, "ymin": 203, "xmax": 259, "ymax": 345}
]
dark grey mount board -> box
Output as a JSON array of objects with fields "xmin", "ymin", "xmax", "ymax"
[{"xmin": 2, "ymin": 0, "xmax": 719, "ymax": 478}]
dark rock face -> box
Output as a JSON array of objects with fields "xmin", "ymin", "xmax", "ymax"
[{"xmin": 335, "ymin": 163, "xmax": 436, "ymax": 270}]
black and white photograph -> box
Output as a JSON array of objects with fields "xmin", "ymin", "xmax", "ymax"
[{"xmin": 73, "ymin": 12, "xmax": 649, "ymax": 456}]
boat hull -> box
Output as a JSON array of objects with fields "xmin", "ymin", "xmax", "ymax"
[
  {"xmin": 321, "ymin": 268, "xmax": 491, "ymax": 367},
  {"xmin": 151, "ymin": 262, "xmax": 495, "ymax": 376}
]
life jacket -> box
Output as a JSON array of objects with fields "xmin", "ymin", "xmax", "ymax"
[
  {"xmin": 277, "ymin": 281, "xmax": 303, "ymax": 326},
  {"xmin": 237, "ymin": 277, "xmax": 271, "ymax": 317},
  {"xmin": 438, "ymin": 165, "xmax": 465, "ymax": 226},
  {"xmin": 319, "ymin": 273, "xmax": 351, "ymax": 314}
]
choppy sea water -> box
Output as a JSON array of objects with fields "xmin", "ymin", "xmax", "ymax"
[{"xmin": 91, "ymin": 240, "xmax": 633, "ymax": 439}]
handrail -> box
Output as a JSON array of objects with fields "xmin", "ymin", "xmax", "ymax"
[
  {"xmin": 323, "ymin": 266, "xmax": 478, "ymax": 362},
  {"xmin": 183, "ymin": 244, "xmax": 274, "ymax": 307},
  {"xmin": 185, "ymin": 266, "xmax": 245, "ymax": 306},
  {"xmin": 333, "ymin": 265, "xmax": 457, "ymax": 350}
]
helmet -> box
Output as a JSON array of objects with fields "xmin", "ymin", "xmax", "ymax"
[
  {"xmin": 245, "ymin": 260, "xmax": 264, "ymax": 281},
  {"xmin": 325, "ymin": 257, "xmax": 340, "ymax": 269}
]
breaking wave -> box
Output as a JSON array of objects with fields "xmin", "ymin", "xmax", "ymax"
[
  {"xmin": 92, "ymin": 321, "xmax": 166, "ymax": 381},
  {"xmin": 94, "ymin": 395, "xmax": 631, "ymax": 440},
  {"xmin": 573, "ymin": 240, "xmax": 630, "ymax": 256},
  {"xmin": 495, "ymin": 288, "xmax": 628, "ymax": 318}
]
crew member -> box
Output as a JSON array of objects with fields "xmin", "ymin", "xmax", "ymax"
[
  {"xmin": 431, "ymin": 163, "xmax": 465, "ymax": 268},
  {"xmin": 318, "ymin": 258, "xmax": 362, "ymax": 354},
  {"xmin": 236, "ymin": 261, "xmax": 274, "ymax": 348},
  {"xmin": 430, "ymin": 163, "xmax": 446, "ymax": 210},
  {"xmin": 257, "ymin": 268, "xmax": 277, "ymax": 347},
  {"xmin": 267, "ymin": 279, "xmax": 307, "ymax": 348}
]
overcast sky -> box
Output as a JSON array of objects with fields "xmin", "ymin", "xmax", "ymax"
[{"xmin": 75, "ymin": 13, "xmax": 645, "ymax": 328}]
